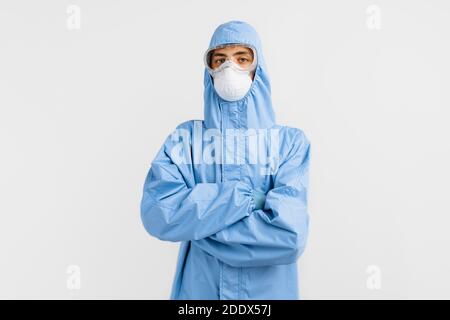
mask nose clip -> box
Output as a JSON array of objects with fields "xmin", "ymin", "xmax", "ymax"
[{"xmin": 217, "ymin": 59, "xmax": 235, "ymax": 71}]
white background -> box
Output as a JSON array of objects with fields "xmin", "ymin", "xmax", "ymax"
[{"xmin": 1, "ymin": 0, "xmax": 450, "ymax": 299}]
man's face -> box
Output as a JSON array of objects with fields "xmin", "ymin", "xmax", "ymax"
[{"xmin": 209, "ymin": 45, "xmax": 255, "ymax": 79}]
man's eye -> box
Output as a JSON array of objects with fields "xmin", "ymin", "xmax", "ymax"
[
  {"xmin": 239, "ymin": 58, "xmax": 249, "ymax": 63},
  {"xmin": 215, "ymin": 59, "xmax": 225, "ymax": 64}
]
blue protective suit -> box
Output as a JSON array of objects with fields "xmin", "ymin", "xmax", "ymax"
[{"xmin": 140, "ymin": 21, "xmax": 311, "ymax": 300}]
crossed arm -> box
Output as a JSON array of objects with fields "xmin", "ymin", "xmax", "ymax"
[{"xmin": 140, "ymin": 129, "xmax": 310, "ymax": 267}]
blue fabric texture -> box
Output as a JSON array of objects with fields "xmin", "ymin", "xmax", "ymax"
[{"xmin": 140, "ymin": 20, "xmax": 311, "ymax": 300}]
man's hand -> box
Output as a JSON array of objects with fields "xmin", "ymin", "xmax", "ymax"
[{"xmin": 251, "ymin": 190, "xmax": 266, "ymax": 211}]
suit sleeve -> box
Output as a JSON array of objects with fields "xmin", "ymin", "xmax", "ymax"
[
  {"xmin": 140, "ymin": 132, "xmax": 255, "ymax": 242},
  {"xmin": 191, "ymin": 129, "xmax": 310, "ymax": 267}
]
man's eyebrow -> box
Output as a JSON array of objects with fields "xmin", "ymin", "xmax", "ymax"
[
  {"xmin": 211, "ymin": 52, "xmax": 227, "ymax": 58},
  {"xmin": 211, "ymin": 50, "xmax": 252, "ymax": 58},
  {"xmin": 233, "ymin": 50, "xmax": 252, "ymax": 56}
]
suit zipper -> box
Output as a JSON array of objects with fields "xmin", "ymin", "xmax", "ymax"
[{"xmin": 219, "ymin": 102, "xmax": 224, "ymax": 183}]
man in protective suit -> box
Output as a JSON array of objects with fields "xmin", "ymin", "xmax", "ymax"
[{"xmin": 140, "ymin": 20, "xmax": 311, "ymax": 300}]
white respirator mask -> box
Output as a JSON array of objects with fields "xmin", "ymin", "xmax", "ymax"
[{"xmin": 205, "ymin": 44, "xmax": 257, "ymax": 102}]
